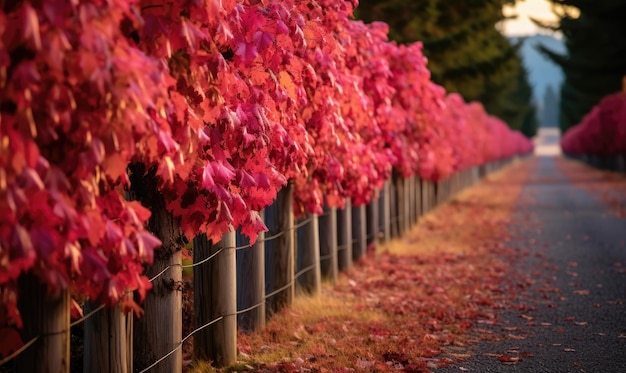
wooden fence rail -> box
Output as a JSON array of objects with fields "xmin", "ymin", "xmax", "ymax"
[{"xmin": 5, "ymin": 159, "xmax": 520, "ymax": 373}]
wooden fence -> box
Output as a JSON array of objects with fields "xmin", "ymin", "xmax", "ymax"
[
  {"xmin": 565, "ymin": 154, "xmax": 626, "ymax": 173},
  {"xmin": 1, "ymin": 159, "xmax": 518, "ymax": 373}
]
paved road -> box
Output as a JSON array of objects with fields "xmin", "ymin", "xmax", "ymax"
[{"xmin": 441, "ymin": 156, "xmax": 626, "ymax": 372}]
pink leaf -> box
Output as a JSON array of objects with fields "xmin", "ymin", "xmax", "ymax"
[
  {"xmin": 212, "ymin": 161, "xmax": 236, "ymax": 184},
  {"xmin": 202, "ymin": 164, "xmax": 215, "ymax": 189},
  {"xmin": 254, "ymin": 31, "xmax": 274, "ymax": 52},
  {"xmin": 64, "ymin": 242, "xmax": 82, "ymax": 275},
  {"xmin": 235, "ymin": 42, "xmax": 258, "ymax": 65},
  {"xmin": 241, "ymin": 210, "xmax": 267, "ymax": 244},
  {"xmin": 134, "ymin": 231, "xmax": 159, "ymax": 263}
]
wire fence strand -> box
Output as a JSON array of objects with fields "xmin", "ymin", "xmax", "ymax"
[
  {"xmin": 0, "ymin": 194, "xmax": 395, "ymax": 369},
  {"xmin": 0, "ymin": 336, "xmax": 39, "ymax": 366},
  {"xmin": 138, "ymin": 316, "xmax": 225, "ymax": 373},
  {"xmin": 0, "ymin": 163, "xmax": 500, "ymax": 369}
]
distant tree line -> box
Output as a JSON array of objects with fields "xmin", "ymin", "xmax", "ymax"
[
  {"xmin": 540, "ymin": 84, "xmax": 560, "ymax": 128},
  {"xmin": 356, "ymin": 0, "xmax": 539, "ymax": 138},
  {"xmin": 534, "ymin": 0, "xmax": 626, "ymax": 133}
]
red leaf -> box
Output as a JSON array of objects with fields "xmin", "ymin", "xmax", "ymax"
[
  {"xmin": 0, "ymin": 327, "xmax": 23, "ymax": 359},
  {"xmin": 102, "ymin": 153, "xmax": 128, "ymax": 181},
  {"xmin": 70, "ymin": 299, "xmax": 84, "ymax": 320},
  {"xmin": 254, "ymin": 31, "xmax": 274, "ymax": 52},
  {"xmin": 64, "ymin": 242, "xmax": 82, "ymax": 275},
  {"xmin": 134, "ymin": 231, "xmax": 160, "ymax": 263},
  {"xmin": 498, "ymin": 355, "xmax": 521, "ymax": 364},
  {"xmin": 211, "ymin": 161, "xmax": 236, "ymax": 184},
  {"xmin": 240, "ymin": 210, "xmax": 267, "ymax": 244},
  {"xmin": 202, "ymin": 163, "xmax": 215, "ymax": 189},
  {"xmin": 126, "ymin": 200, "xmax": 152, "ymax": 223},
  {"xmin": 235, "ymin": 42, "xmax": 258, "ymax": 65}
]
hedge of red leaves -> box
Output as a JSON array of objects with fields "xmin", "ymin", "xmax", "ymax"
[
  {"xmin": 561, "ymin": 92, "xmax": 626, "ymax": 156},
  {"xmin": 0, "ymin": 0, "xmax": 532, "ymax": 328}
]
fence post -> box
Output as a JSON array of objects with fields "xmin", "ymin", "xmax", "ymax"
[
  {"xmin": 402, "ymin": 176, "xmax": 413, "ymax": 233},
  {"xmin": 319, "ymin": 207, "xmax": 338, "ymax": 283},
  {"xmin": 396, "ymin": 177, "xmax": 406, "ymax": 234},
  {"xmin": 351, "ymin": 204, "xmax": 367, "ymax": 262},
  {"xmin": 193, "ymin": 231, "xmax": 236, "ymax": 367},
  {"xmin": 406, "ymin": 176, "xmax": 413, "ymax": 226},
  {"xmin": 267, "ymin": 184, "xmax": 295, "ymax": 313},
  {"xmin": 389, "ymin": 177, "xmax": 398, "ymax": 238},
  {"xmin": 413, "ymin": 176, "xmax": 419, "ymax": 223},
  {"xmin": 406, "ymin": 175, "xmax": 417, "ymax": 225},
  {"xmin": 421, "ymin": 178, "xmax": 426, "ymax": 215},
  {"xmin": 415, "ymin": 177, "xmax": 422, "ymax": 220},
  {"xmin": 427, "ymin": 180, "xmax": 434, "ymax": 213},
  {"xmin": 381, "ymin": 180, "xmax": 391, "ymax": 243},
  {"xmin": 617, "ymin": 155, "xmax": 626, "ymax": 172},
  {"xmin": 128, "ymin": 164, "xmax": 182, "ymax": 373},
  {"xmin": 236, "ymin": 215, "xmax": 265, "ymax": 332},
  {"xmin": 84, "ymin": 303, "xmax": 131, "ymax": 373},
  {"xmin": 366, "ymin": 195, "xmax": 380, "ymax": 250},
  {"xmin": 337, "ymin": 199, "xmax": 353, "ymax": 271},
  {"xmin": 15, "ymin": 274, "xmax": 70, "ymax": 372},
  {"xmin": 133, "ymin": 254, "xmax": 182, "ymax": 373},
  {"xmin": 296, "ymin": 214, "xmax": 321, "ymax": 295}
]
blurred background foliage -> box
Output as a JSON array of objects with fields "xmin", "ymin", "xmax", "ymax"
[
  {"xmin": 532, "ymin": 0, "xmax": 626, "ymax": 133},
  {"xmin": 356, "ymin": 0, "xmax": 539, "ymax": 138}
]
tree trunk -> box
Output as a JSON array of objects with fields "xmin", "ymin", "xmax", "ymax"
[{"xmin": 129, "ymin": 164, "xmax": 183, "ymax": 373}]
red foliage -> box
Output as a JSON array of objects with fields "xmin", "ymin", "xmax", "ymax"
[
  {"xmin": 0, "ymin": 0, "xmax": 170, "ymax": 328},
  {"xmin": 560, "ymin": 92, "xmax": 626, "ymax": 155},
  {"xmin": 0, "ymin": 0, "xmax": 533, "ymax": 337}
]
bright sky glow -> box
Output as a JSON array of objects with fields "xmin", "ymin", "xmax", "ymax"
[
  {"xmin": 500, "ymin": 0, "xmax": 560, "ymax": 36},
  {"xmin": 534, "ymin": 128, "xmax": 562, "ymax": 156}
]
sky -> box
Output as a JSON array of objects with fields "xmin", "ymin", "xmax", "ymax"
[{"xmin": 500, "ymin": 0, "xmax": 559, "ymax": 36}]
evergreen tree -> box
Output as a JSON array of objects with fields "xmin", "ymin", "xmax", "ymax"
[
  {"xmin": 355, "ymin": 0, "xmax": 537, "ymax": 137},
  {"xmin": 534, "ymin": 1, "xmax": 626, "ymax": 132}
]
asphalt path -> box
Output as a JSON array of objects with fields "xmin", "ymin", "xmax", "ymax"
[{"xmin": 441, "ymin": 156, "xmax": 626, "ymax": 372}]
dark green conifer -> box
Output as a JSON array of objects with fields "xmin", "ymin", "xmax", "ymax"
[
  {"xmin": 356, "ymin": 0, "xmax": 538, "ymax": 137},
  {"xmin": 533, "ymin": 1, "xmax": 626, "ymax": 132}
]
